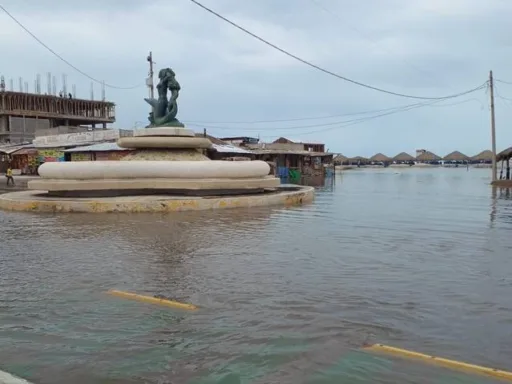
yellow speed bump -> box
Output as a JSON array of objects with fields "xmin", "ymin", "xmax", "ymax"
[
  {"xmin": 364, "ymin": 344, "xmax": 512, "ymax": 381},
  {"xmin": 107, "ymin": 289, "xmax": 198, "ymax": 311}
]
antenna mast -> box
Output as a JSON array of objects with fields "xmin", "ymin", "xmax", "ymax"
[{"xmin": 147, "ymin": 51, "xmax": 155, "ymax": 99}]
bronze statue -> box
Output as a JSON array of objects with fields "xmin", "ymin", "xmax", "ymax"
[{"xmin": 145, "ymin": 67, "xmax": 184, "ymax": 127}]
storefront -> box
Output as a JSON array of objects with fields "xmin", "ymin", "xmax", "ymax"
[{"xmin": 10, "ymin": 148, "xmax": 39, "ymax": 175}]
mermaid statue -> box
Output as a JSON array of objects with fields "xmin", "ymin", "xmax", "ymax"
[{"xmin": 144, "ymin": 67, "xmax": 185, "ymax": 128}]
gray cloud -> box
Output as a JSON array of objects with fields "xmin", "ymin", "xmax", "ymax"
[{"xmin": 1, "ymin": 0, "xmax": 512, "ymax": 156}]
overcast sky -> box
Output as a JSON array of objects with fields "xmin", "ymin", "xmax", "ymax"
[{"xmin": 1, "ymin": 0, "xmax": 512, "ymax": 156}]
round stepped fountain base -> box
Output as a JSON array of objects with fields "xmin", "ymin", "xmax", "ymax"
[{"xmin": 0, "ymin": 186, "xmax": 314, "ymax": 213}]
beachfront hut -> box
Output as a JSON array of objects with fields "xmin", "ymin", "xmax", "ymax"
[
  {"xmin": 346, "ymin": 156, "xmax": 369, "ymax": 166},
  {"xmin": 497, "ymin": 147, "xmax": 512, "ymax": 180},
  {"xmin": 333, "ymin": 154, "xmax": 347, "ymax": 165},
  {"xmin": 471, "ymin": 150, "xmax": 493, "ymax": 164},
  {"xmin": 416, "ymin": 150, "xmax": 441, "ymax": 164},
  {"xmin": 443, "ymin": 151, "xmax": 470, "ymax": 165},
  {"xmin": 392, "ymin": 152, "xmax": 416, "ymax": 165},
  {"xmin": 370, "ymin": 153, "xmax": 391, "ymax": 165}
]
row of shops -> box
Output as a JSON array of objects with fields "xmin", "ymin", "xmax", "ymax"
[{"xmin": 1, "ymin": 132, "xmax": 334, "ymax": 178}]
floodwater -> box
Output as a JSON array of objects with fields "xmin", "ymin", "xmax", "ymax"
[{"xmin": 1, "ymin": 167, "xmax": 512, "ymax": 383}]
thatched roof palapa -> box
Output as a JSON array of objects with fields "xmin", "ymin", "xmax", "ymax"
[
  {"xmin": 471, "ymin": 150, "xmax": 493, "ymax": 161},
  {"xmin": 347, "ymin": 156, "xmax": 369, "ymax": 163},
  {"xmin": 416, "ymin": 150, "xmax": 441, "ymax": 162},
  {"xmin": 393, "ymin": 152, "xmax": 416, "ymax": 162},
  {"xmin": 497, "ymin": 147, "xmax": 512, "ymax": 162},
  {"xmin": 333, "ymin": 154, "xmax": 347, "ymax": 161},
  {"xmin": 443, "ymin": 151, "xmax": 470, "ymax": 162},
  {"xmin": 370, "ymin": 153, "xmax": 391, "ymax": 162}
]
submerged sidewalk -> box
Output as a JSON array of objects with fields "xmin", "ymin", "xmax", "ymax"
[{"xmin": 0, "ymin": 175, "xmax": 39, "ymax": 194}]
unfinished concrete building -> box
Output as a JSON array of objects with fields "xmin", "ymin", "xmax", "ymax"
[{"xmin": 0, "ymin": 90, "xmax": 116, "ymax": 144}]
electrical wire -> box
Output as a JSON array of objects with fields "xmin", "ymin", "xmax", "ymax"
[
  {"xmin": 183, "ymin": 97, "xmax": 485, "ymax": 125},
  {"xmin": 307, "ymin": 0, "xmax": 436, "ymax": 79},
  {"xmin": 496, "ymin": 79, "xmax": 512, "ymax": 85},
  {"xmin": 494, "ymin": 84, "xmax": 512, "ymax": 102},
  {"xmin": 185, "ymin": 87, "xmax": 487, "ymax": 132},
  {"xmin": 188, "ymin": 0, "xmax": 487, "ymax": 100},
  {"xmin": 0, "ymin": 4, "xmax": 144, "ymax": 90},
  {"xmin": 257, "ymin": 100, "xmax": 441, "ymax": 137},
  {"xmin": 268, "ymin": 88, "xmax": 487, "ymax": 136}
]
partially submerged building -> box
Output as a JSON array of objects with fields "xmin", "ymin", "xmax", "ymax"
[
  {"xmin": 497, "ymin": 146, "xmax": 512, "ymax": 181},
  {"xmin": 272, "ymin": 137, "xmax": 325, "ymax": 153},
  {"xmin": 245, "ymin": 138, "xmax": 332, "ymax": 178}
]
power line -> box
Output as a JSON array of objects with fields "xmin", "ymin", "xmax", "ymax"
[
  {"xmin": 185, "ymin": 103, "xmax": 426, "ymax": 125},
  {"xmin": 184, "ymin": 96, "xmax": 485, "ymax": 125},
  {"xmin": 187, "ymin": 0, "xmax": 486, "ymax": 100},
  {"xmin": 193, "ymin": 90, "xmax": 487, "ymax": 137},
  {"xmin": 260, "ymin": 100, "xmax": 442, "ymax": 137},
  {"xmin": 185, "ymin": 89, "xmax": 486, "ymax": 132},
  {"xmin": 276, "ymin": 91, "xmax": 487, "ymax": 136},
  {"xmin": 496, "ymin": 79, "xmax": 512, "ymax": 85},
  {"xmin": 494, "ymin": 84, "xmax": 512, "ymax": 103},
  {"xmin": 307, "ymin": 0, "xmax": 436, "ymax": 79},
  {"xmin": 0, "ymin": 4, "xmax": 144, "ymax": 90}
]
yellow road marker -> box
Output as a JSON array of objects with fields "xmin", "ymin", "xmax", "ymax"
[
  {"xmin": 107, "ymin": 289, "xmax": 198, "ymax": 311},
  {"xmin": 364, "ymin": 344, "xmax": 512, "ymax": 381}
]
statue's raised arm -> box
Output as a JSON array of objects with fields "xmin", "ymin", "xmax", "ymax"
[{"xmin": 144, "ymin": 67, "xmax": 185, "ymax": 128}]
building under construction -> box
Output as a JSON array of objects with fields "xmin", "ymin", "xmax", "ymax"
[{"xmin": 0, "ymin": 77, "xmax": 116, "ymax": 144}]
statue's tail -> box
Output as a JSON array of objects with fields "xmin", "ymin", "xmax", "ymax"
[{"xmin": 144, "ymin": 98, "xmax": 159, "ymax": 109}]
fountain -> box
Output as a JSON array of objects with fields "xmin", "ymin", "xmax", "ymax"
[{"xmin": 0, "ymin": 66, "xmax": 314, "ymax": 213}]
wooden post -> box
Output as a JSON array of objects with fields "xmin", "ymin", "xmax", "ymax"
[{"xmin": 490, "ymin": 70, "xmax": 497, "ymax": 182}]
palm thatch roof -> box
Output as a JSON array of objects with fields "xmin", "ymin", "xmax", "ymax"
[
  {"xmin": 497, "ymin": 147, "xmax": 512, "ymax": 162},
  {"xmin": 347, "ymin": 156, "xmax": 369, "ymax": 163},
  {"xmin": 416, "ymin": 150, "xmax": 441, "ymax": 161},
  {"xmin": 393, "ymin": 152, "xmax": 416, "ymax": 162},
  {"xmin": 443, "ymin": 151, "xmax": 470, "ymax": 162},
  {"xmin": 370, "ymin": 153, "xmax": 391, "ymax": 162},
  {"xmin": 471, "ymin": 149, "xmax": 493, "ymax": 161},
  {"xmin": 333, "ymin": 154, "xmax": 347, "ymax": 161}
]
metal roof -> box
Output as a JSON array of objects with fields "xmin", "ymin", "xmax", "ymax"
[
  {"xmin": 63, "ymin": 142, "xmax": 131, "ymax": 153},
  {"xmin": 211, "ymin": 143, "xmax": 252, "ymax": 154},
  {"xmin": 0, "ymin": 143, "xmax": 34, "ymax": 155}
]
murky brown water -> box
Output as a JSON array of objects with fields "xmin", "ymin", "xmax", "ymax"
[{"xmin": 1, "ymin": 168, "xmax": 511, "ymax": 383}]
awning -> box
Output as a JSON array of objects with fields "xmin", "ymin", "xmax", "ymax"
[{"xmin": 11, "ymin": 148, "xmax": 38, "ymax": 156}]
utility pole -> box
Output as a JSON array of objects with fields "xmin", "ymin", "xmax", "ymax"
[
  {"xmin": 489, "ymin": 70, "xmax": 497, "ymax": 183},
  {"xmin": 147, "ymin": 51, "xmax": 155, "ymax": 99}
]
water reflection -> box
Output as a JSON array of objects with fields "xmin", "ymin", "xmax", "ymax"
[{"xmin": 490, "ymin": 186, "xmax": 512, "ymax": 227}]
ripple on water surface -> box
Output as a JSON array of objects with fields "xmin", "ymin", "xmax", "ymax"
[{"xmin": 0, "ymin": 168, "xmax": 511, "ymax": 383}]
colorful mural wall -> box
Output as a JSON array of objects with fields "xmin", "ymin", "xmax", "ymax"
[{"xmin": 39, "ymin": 149, "xmax": 65, "ymax": 162}]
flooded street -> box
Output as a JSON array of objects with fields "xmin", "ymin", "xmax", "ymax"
[{"xmin": 1, "ymin": 167, "xmax": 511, "ymax": 383}]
